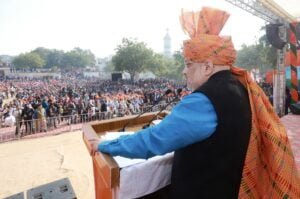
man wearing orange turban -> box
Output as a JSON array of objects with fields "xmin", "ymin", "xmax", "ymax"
[
  {"xmin": 179, "ymin": 6, "xmax": 300, "ymax": 199},
  {"xmin": 90, "ymin": 7, "xmax": 300, "ymax": 199}
]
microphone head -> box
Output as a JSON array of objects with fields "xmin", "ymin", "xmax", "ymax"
[
  {"xmin": 164, "ymin": 89, "xmax": 173, "ymax": 95},
  {"xmin": 176, "ymin": 88, "xmax": 183, "ymax": 95},
  {"xmin": 142, "ymin": 124, "xmax": 150, "ymax": 129}
]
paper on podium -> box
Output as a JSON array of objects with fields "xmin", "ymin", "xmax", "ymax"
[
  {"xmin": 151, "ymin": 119, "xmax": 162, "ymax": 125},
  {"xmin": 101, "ymin": 132, "xmax": 146, "ymax": 168},
  {"xmin": 101, "ymin": 131, "xmax": 135, "ymax": 141}
]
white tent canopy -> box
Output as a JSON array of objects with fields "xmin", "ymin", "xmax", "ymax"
[
  {"xmin": 273, "ymin": 0, "xmax": 300, "ymax": 20},
  {"xmin": 262, "ymin": 0, "xmax": 300, "ymax": 22}
]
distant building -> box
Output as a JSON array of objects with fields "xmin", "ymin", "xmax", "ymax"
[
  {"xmin": 96, "ymin": 58, "xmax": 107, "ymax": 71},
  {"xmin": 0, "ymin": 55, "xmax": 13, "ymax": 70},
  {"xmin": 83, "ymin": 71, "xmax": 100, "ymax": 78},
  {"xmin": 0, "ymin": 67, "xmax": 10, "ymax": 79},
  {"xmin": 95, "ymin": 56, "xmax": 114, "ymax": 80},
  {"xmin": 138, "ymin": 71, "xmax": 156, "ymax": 79},
  {"xmin": 163, "ymin": 29, "xmax": 172, "ymax": 57},
  {"xmin": 0, "ymin": 55, "xmax": 13, "ymax": 64}
]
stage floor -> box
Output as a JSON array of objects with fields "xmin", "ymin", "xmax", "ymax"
[
  {"xmin": 280, "ymin": 114, "xmax": 300, "ymax": 171},
  {"xmin": 0, "ymin": 131, "xmax": 95, "ymax": 199}
]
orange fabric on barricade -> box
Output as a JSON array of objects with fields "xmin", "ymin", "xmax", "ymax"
[{"xmin": 181, "ymin": 6, "xmax": 300, "ymax": 198}]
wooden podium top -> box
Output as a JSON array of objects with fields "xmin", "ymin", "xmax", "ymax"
[{"xmin": 82, "ymin": 111, "xmax": 168, "ymax": 190}]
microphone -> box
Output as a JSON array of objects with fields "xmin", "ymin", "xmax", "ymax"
[
  {"xmin": 142, "ymin": 94, "xmax": 179, "ymax": 129},
  {"xmin": 119, "ymin": 89, "xmax": 173, "ymax": 132},
  {"xmin": 153, "ymin": 89, "xmax": 173, "ymax": 105},
  {"xmin": 176, "ymin": 88, "xmax": 183, "ymax": 97}
]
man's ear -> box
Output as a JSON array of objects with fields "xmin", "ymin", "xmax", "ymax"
[{"xmin": 204, "ymin": 61, "xmax": 214, "ymax": 75}]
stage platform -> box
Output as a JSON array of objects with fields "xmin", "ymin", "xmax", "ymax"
[
  {"xmin": 280, "ymin": 114, "xmax": 300, "ymax": 171},
  {"xmin": 0, "ymin": 131, "xmax": 95, "ymax": 199}
]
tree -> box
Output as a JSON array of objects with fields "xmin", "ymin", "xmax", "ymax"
[
  {"xmin": 61, "ymin": 48, "xmax": 96, "ymax": 70},
  {"xmin": 235, "ymin": 26, "xmax": 277, "ymax": 74},
  {"xmin": 236, "ymin": 43, "xmax": 277, "ymax": 74},
  {"xmin": 61, "ymin": 51, "xmax": 82, "ymax": 69},
  {"xmin": 71, "ymin": 47, "xmax": 96, "ymax": 67},
  {"xmin": 103, "ymin": 60, "xmax": 115, "ymax": 72},
  {"xmin": 147, "ymin": 53, "xmax": 167, "ymax": 75},
  {"xmin": 32, "ymin": 47, "xmax": 51, "ymax": 61},
  {"xmin": 173, "ymin": 50, "xmax": 185, "ymax": 80},
  {"xmin": 112, "ymin": 38, "xmax": 154, "ymax": 81},
  {"xmin": 32, "ymin": 47, "xmax": 55, "ymax": 68},
  {"xmin": 235, "ymin": 44, "xmax": 261, "ymax": 71},
  {"xmin": 47, "ymin": 50, "xmax": 64, "ymax": 69},
  {"xmin": 258, "ymin": 34, "xmax": 277, "ymax": 72},
  {"xmin": 13, "ymin": 52, "xmax": 45, "ymax": 69},
  {"xmin": 147, "ymin": 54, "xmax": 174, "ymax": 79},
  {"xmin": 147, "ymin": 51, "xmax": 185, "ymax": 80}
]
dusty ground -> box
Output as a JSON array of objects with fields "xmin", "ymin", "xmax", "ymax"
[{"xmin": 0, "ymin": 131, "xmax": 95, "ymax": 199}]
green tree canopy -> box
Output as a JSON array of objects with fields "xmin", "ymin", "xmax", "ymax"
[
  {"xmin": 12, "ymin": 47, "xmax": 96, "ymax": 70},
  {"xmin": 71, "ymin": 47, "xmax": 96, "ymax": 67},
  {"xmin": 112, "ymin": 38, "xmax": 154, "ymax": 81},
  {"xmin": 61, "ymin": 47, "xmax": 96, "ymax": 69},
  {"xmin": 235, "ymin": 27, "xmax": 277, "ymax": 73},
  {"xmin": 32, "ymin": 47, "xmax": 51, "ymax": 61},
  {"xmin": 103, "ymin": 60, "xmax": 115, "ymax": 72},
  {"xmin": 235, "ymin": 44, "xmax": 261, "ymax": 70},
  {"xmin": 13, "ymin": 52, "xmax": 45, "ymax": 69},
  {"xmin": 172, "ymin": 50, "xmax": 185, "ymax": 80},
  {"xmin": 147, "ymin": 50, "xmax": 184, "ymax": 80},
  {"xmin": 47, "ymin": 50, "xmax": 64, "ymax": 69}
]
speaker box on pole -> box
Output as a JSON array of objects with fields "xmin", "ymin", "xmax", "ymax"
[
  {"xmin": 266, "ymin": 24, "xmax": 286, "ymax": 49},
  {"xmin": 296, "ymin": 23, "xmax": 300, "ymax": 49}
]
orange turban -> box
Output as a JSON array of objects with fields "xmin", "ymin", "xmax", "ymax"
[{"xmin": 180, "ymin": 7, "xmax": 236, "ymax": 65}]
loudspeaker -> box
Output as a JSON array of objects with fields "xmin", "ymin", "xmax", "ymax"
[
  {"xmin": 27, "ymin": 178, "xmax": 76, "ymax": 199},
  {"xmin": 290, "ymin": 103, "xmax": 300, "ymax": 115},
  {"xmin": 4, "ymin": 192, "xmax": 24, "ymax": 199},
  {"xmin": 111, "ymin": 73, "xmax": 122, "ymax": 82},
  {"xmin": 296, "ymin": 23, "xmax": 300, "ymax": 49},
  {"xmin": 266, "ymin": 24, "xmax": 286, "ymax": 49}
]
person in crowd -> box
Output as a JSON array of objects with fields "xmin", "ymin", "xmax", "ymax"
[{"xmin": 285, "ymin": 87, "xmax": 292, "ymax": 115}]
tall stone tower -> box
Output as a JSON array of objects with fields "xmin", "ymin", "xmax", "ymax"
[{"xmin": 163, "ymin": 29, "xmax": 172, "ymax": 57}]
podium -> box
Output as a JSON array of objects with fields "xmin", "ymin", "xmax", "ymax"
[{"xmin": 83, "ymin": 111, "xmax": 170, "ymax": 199}]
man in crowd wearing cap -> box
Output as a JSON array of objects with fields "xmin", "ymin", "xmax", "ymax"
[{"xmin": 90, "ymin": 7, "xmax": 300, "ymax": 199}]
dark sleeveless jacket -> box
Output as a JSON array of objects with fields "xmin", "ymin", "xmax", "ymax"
[{"xmin": 170, "ymin": 70, "xmax": 252, "ymax": 199}]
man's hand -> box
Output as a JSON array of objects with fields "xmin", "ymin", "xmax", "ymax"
[{"xmin": 89, "ymin": 138, "xmax": 101, "ymax": 156}]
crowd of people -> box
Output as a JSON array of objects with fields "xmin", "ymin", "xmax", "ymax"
[
  {"xmin": 0, "ymin": 74, "xmax": 188, "ymax": 135},
  {"xmin": 258, "ymin": 81, "xmax": 298, "ymax": 115}
]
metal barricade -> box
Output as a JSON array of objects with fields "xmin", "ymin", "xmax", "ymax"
[{"xmin": 0, "ymin": 102, "xmax": 177, "ymax": 143}]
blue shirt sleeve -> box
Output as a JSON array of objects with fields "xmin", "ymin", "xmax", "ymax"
[{"xmin": 98, "ymin": 92, "xmax": 218, "ymax": 159}]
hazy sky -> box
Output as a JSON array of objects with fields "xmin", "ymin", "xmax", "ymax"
[{"xmin": 0, "ymin": 0, "xmax": 266, "ymax": 58}]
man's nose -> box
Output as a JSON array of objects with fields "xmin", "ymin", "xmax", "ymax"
[{"xmin": 182, "ymin": 66, "xmax": 187, "ymax": 75}]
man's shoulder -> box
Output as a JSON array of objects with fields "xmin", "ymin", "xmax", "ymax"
[{"xmin": 180, "ymin": 92, "xmax": 210, "ymax": 104}]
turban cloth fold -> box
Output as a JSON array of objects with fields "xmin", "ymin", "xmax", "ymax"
[{"xmin": 180, "ymin": 7, "xmax": 236, "ymax": 65}]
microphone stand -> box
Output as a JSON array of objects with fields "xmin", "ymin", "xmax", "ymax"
[
  {"xmin": 118, "ymin": 89, "xmax": 174, "ymax": 132},
  {"xmin": 118, "ymin": 99, "xmax": 162, "ymax": 132},
  {"xmin": 142, "ymin": 97, "xmax": 179, "ymax": 129}
]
